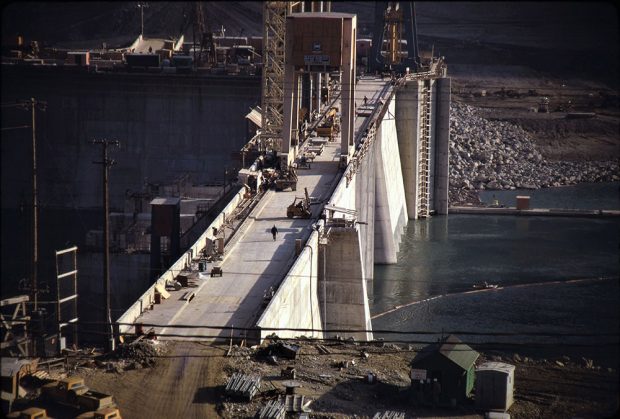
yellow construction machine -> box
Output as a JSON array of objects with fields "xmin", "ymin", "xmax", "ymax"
[{"xmin": 286, "ymin": 188, "xmax": 312, "ymax": 219}]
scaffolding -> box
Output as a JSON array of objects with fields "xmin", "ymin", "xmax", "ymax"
[
  {"xmin": 1, "ymin": 295, "xmax": 30, "ymax": 357},
  {"xmin": 417, "ymin": 81, "xmax": 431, "ymax": 218},
  {"xmin": 55, "ymin": 246, "xmax": 78, "ymax": 353}
]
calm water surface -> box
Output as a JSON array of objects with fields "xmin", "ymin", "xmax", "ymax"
[{"xmin": 370, "ymin": 183, "xmax": 620, "ymax": 362}]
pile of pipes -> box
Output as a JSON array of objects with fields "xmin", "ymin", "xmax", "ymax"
[{"xmin": 225, "ymin": 372, "xmax": 261, "ymax": 401}]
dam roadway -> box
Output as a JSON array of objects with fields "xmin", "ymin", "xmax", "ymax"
[{"xmin": 130, "ymin": 77, "xmax": 393, "ymax": 342}]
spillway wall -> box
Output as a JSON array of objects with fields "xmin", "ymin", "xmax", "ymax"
[{"xmin": 255, "ymin": 231, "xmax": 323, "ymax": 341}]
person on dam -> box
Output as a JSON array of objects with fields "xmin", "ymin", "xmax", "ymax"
[{"xmin": 271, "ymin": 225, "xmax": 278, "ymax": 241}]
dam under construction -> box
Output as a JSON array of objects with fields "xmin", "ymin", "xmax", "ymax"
[
  {"xmin": 114, "ymin": 12, "xmax": 451, "ymax": 345},
  {"xmin": 2, "ymin": 2, "xmax": 619, "ymax": 418},
  {"xmin": 1, "ymin": 4, "xmax": 452, "ymax": 353}
]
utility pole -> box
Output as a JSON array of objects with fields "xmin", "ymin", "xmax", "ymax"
[
  {"xmin": 92, "ymin": 139, "xmax": 120, "ymax": 352},
  {"xmin": 137, "ymin": 2, "xmax": 149, "ymax": 37},
  {"xmin": 17, "ymin": 98, "xmax": 46, "ymax": 312}
]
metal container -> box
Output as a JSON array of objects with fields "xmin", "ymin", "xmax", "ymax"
[{"xmin": 475, "ymin": 362, "xmax": 515, "ymax": 412}]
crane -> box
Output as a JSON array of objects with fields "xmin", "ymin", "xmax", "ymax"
[
  {"xmin": 191, "ymin": 2, "xmax": 216, "ymax": 68},
  {"xmin": 370, "ymin": 1, "xmax": 421, "ymax": 74}
]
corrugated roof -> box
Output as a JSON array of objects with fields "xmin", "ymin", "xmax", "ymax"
[{"xmin": 411, "ymin": 335, "xmax": 479, "ymax": 371}]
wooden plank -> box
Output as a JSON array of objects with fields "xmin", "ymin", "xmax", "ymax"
[
  {"xmin": 57, "ymin": 270, "xmax": 78, "ymax": 279},
  {"xmin": 1, "ymin": 295, "xmax": 29, "ymax": 306},
  {"xmin": 154, "ymin": 284, "xmax": 170, "ymax": 299},
  {"xmin": 56, "ymin": 246, "xmax": 78, "ymax": 256}
]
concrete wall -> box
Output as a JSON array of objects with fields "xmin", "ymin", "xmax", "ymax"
[
  {"xmin": 429, "ymin": 79, "xmax": 438, "ymax": 211},
  {"xmin": 434, "ymin": 77, "xmax": 451, "ymax": 214},
  {"xmin": 395, "ymin": 83, "xmax": 420, "ymax": 220},
  {"xmin": 374, "ymin": 99, "xmax": 408, "ymax": 264},
  {"xmin": 78, "ymin": 252, "xmax": 151, "ymax": 328},
  {"xmin": 320, "ymin": 227, "xmax": 373, "ymax": 341},
  {"xmin": 116, "ymin": 187, "xmax": 247, "ymax": 334},
  {"xmin": 355, "ymin": 143, "xmax": 376, "ymax": 281},
  {"xmin": 1, "ymin": 66, "xmax": 260, "ymax": 210},
  {"xmin": 255, "ymin": 231, "xmax": 323, "ymax": 341}
]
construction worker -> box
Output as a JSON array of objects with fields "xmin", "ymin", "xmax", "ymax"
[
  {"xmin": 363, "ymin": 95, "xmax": 368, "ymax": 105},
  {"xmin": 271, "ymin": 225, "xmax": 278, "ymax": 241}
]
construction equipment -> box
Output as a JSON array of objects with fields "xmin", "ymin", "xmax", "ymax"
[
  {"xmin": 6, "ymin": 407, "xmax": 48, "ymax": 419},
  {"xmin": 75, "ymin": 407, "xmax": 122, "ymax": 419},
  {"xmin": 274, "ymin": 167, "xmax": 298, "ymax": 191},
  {"xmin": 41, "ymin": 377, "xmax": 115, "ymax": 411},
  {"xmin": 190, "ymin": 2, "xmax": 216, "ymax": 68},
  {"xmin": 370, "ymin": 2, "xmax": 421, "ymax": 73},
  {"xmin": 287, "ymin": 188, "xmax": 312, "ymax": 219},
  {"xmin": 210, "ymin": 265, "xmax": 223, "ymax": 277}
]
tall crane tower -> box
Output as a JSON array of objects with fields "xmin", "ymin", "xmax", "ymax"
[
  {"xmin": 192, "ymin": 2, "xmax": 216, "ymax": 68},
  {"xmin": 260, "ymin": 1, "xmax": 330, "ymax": 154},
  {"xmin": 370, "ymin": 1, "xmax": 420, "ymax": 73}
]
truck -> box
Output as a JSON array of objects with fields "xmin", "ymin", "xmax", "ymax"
[
  {"xmin": 41, "ymin": 377, "xmax": 115, "ymax": 411},
  {"xmin": 75, "ymin": 407, "xmax": 122, "ymax": 419}
]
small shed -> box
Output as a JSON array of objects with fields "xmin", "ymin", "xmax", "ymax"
[
  {"xmin": 410, "ymin": 335, "xmax": 480, "ymax": 405},
  {"xmin": 516, "ymin": 195, "xmax": 530, "ymax": 210},
  {"xmin": 475, "ymin": 362, "xmax": 515, "ymax": 412}
]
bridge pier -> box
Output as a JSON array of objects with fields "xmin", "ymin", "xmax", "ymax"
[{"xmin": 319, "ymin": 227, "xmax": 373, "ymax": 341}]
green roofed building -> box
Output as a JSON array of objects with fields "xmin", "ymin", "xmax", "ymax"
[{"xmin": 410, "ymin": 334, "xmax": 480, "ymax": 405}]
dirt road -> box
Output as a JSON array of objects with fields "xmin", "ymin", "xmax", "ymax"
[{"xmin": 84, "ymin": 342, "xmax": 227, "ymax": 419}]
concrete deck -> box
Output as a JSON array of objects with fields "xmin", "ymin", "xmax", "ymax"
[{"xmin": 134, "ymin": 77, "xmax": 390, "ymax": 342}]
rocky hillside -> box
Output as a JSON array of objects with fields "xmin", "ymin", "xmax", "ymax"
[{"xmin": 448, "ymin": 102, "xmax": 619, "ymax": 204}]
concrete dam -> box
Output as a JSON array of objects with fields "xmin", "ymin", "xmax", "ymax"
[
  {"xmin": 0, "ymin": 65, "xmax": 260, "ymax": 210},
  {"xmin": 117, "ymin": 70, "xmax": 450, "ymax": 344}
]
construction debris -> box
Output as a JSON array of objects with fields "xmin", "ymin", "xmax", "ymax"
[
  {"xmin": 255, "ymin": 400, "xmax": 286, "ymax": 419},
  {"xmin": 106, "ymin": 341, "xmax": 160, "ymax": 367},
  {"xmin": 278, "ymin": 394, "xmax": 312, "ymax": 413},
  {"xmin": 225, "ymin": 372, "xmax": 261, "ymax": 401},
  {"xmin": 373, "ymin": 411, "xmax": 405, "ymax": 419}
]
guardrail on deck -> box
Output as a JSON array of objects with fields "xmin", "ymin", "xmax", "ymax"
[{"xmin": 116, "ymin": 187, "xmax": 249, "ymax": 335}]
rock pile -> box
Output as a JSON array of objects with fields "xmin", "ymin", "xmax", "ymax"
[
  {"xmin": 109, "ymin": 341, "xmax": 160, "ymax": 366},
  {"xmin": 448, "ymin": 102, "xmax": 619, "ymax": 204}
]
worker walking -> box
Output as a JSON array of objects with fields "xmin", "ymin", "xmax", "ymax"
[{"xmin": 271, "ymin": 225, "xmax": 278, "ymax": 241}]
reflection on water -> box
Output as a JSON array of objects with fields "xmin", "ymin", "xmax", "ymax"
[
  {"xmin": 370, "ymin": 183, "xmax": 620, "ymax": 364},
  {"xmin": 372, "ymin": 278, "xmax": 620, "ymax": 365},
  {"xmin": 372, "ymin": 214, "xmax": 619, "ymax": 315}
]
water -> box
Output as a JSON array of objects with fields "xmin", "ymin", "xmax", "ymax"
[
  {"xmin": 479, "ymin": 181, "xmax": 620, "ymax": 210},
  {"xmin": 370, "ymin": 183, "xmax": 620, "ymax": 364}
]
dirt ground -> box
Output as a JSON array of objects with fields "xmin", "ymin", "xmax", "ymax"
[{"xmin": 25, "ymin": 339, "xmax": 618, "ymax": 418}]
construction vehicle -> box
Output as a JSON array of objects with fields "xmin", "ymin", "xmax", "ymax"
[
  {"xmin": 41, "ymin": 377, "xmax": 115, "ymax": 412},
  {"xmin": 6, "ymin": 407, "xmax": 48, "ymax": 419},
  {"xmin": 274, "ymin": 167, "xmax": 298, "ymax": 192},
  {"xmin": 287, "ymin": 188, "xmax": 312, "ymax": 219},
  {"xmin": 75, "ymin": 407, "xmax": 122, "ymax": 419}
]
